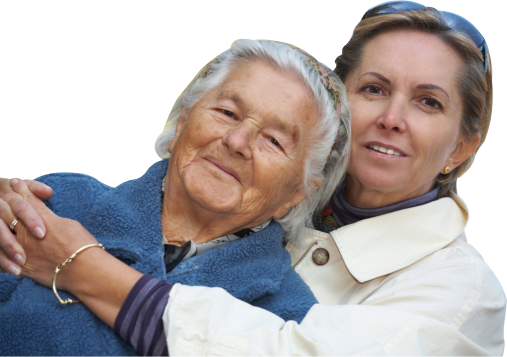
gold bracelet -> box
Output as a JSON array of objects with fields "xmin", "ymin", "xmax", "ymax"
[{"xmin": 52, "ymin": 243, "xmax": 105, "ymax": 306}]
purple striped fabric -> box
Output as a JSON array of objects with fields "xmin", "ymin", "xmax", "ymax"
[{"xmin": 114, "ymin": 274, "xmax": 172, "ymax": 356}]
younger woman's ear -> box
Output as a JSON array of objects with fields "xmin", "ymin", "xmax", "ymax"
[{"xmin": 446, "ymin": 133, "xmax": 480, "ymax": 171}]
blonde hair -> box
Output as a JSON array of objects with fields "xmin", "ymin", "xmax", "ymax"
[{"xmin": 335, "ymin": 8, "xmax": 492, "ymax": 197}]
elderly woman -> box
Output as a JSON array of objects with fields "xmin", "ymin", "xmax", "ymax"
[
  {"xmin": 0, "ymin": 40, "xmax": 348, "ymax": 355},
  {"xmin": 1, "ymin": 1, "xmax": 506, "ymax": 356}
]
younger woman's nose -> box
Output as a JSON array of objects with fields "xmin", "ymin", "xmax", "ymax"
[{"xmin": 376, "ymin": 99, "xmax": 407, "ymax": 134}]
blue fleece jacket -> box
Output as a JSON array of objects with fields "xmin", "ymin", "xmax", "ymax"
[{"xmin": 0, "ymin": 159, "xmax": 317, "ymax": 356}]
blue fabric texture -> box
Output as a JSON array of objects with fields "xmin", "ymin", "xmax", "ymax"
[{"xmin": 0, "ymin": 159, "xmax": 317, "ymax": 356}]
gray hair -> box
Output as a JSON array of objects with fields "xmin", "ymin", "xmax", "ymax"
[{"xmin": 155, "ymin": 39, "xmax": 350, "ymax": 244}]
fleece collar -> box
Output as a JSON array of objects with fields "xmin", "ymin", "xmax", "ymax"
[
  {"xmin": 86, "ymin": 159, "xmax": 169, "ymax": 279},
  {"xmin": 100, "ymin": 159, "xmax": 291, "ymax": 302}
]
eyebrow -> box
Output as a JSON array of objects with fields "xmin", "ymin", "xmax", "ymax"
[
  {"xmin": 358, "ymin": 72, "xmax": 391, "ymax": 84},
  {"xmin": 416, "ymin": 84, "xmax": 450, "ymax": 100},
  {"xmin": 216, "ymin": 93, "xmax": 246, "ymax": 108},
  {"xmin": 215, "ymin": 91, "xmax": 300, "ymax": 145},
  {"xmin": 357, "ymin": 73, "xmax": 450, "ymax": 100}
]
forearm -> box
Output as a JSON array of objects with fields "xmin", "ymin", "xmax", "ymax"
[
  {"xmin": 1, "ymin": 178, "xmax": 170, "ymax": 354},
  {"xmin": 115, "ymin": 274, "xmax": 172, "ymax": 356},
  {"xmin": 58, "ymin": 248, "xmax": 172, "ymax": 356},
  {"xmin": 166, "ymin": 284, "xmax": 500, "ymax": 356},
  {"xmin": 58, "ymin": 247, "xmax": 144, "ymax": 328}
]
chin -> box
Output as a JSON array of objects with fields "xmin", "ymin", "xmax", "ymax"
[
  {"xmin": 184, "ymin": 180, "xmax": 243, "ymax": 213},
  {"xmin": 350, "ymin": 167, "xmax": 408, "ymax": 193},
  {"xmin": 180, "ymin": 160, "xmax": 245, "ymax": 213}
]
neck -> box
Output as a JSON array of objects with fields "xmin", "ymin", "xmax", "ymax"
[
  {"xmin": 161, "ymin": 166, "xmax": 270, "ymax": 246},
  {"xmin": 345, "ymin": 175, "xmax": 434, "ymax": 208}
]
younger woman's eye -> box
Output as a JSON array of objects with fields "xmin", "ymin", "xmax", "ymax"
[
  {"xmin": 362, "ymin": 85, "xmax": 384, "ymax": 95},
  {"xmin": 421, "ymin": 97, "xmax": 442, "ymax": 109}
]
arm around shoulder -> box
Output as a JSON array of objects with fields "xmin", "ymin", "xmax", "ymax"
[{"xmin": 163, "ymin": 241, "xmax": 506, "ymax": 356}]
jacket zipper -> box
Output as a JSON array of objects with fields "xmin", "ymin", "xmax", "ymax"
[{"xmin": 292, "ymin": 241, "xmax": 319, "ymax": 269}]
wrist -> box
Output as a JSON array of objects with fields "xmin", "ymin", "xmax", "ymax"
[
  {"xmin": 56, "ymin": 245, "xmax": 143, "ymax": 310},
  {"xmin": 56, "ymin": 246, "xmax": 111, "ymax": 296},
  {"xmin": 55, "ymin": 245, "xmax": 144, "ymax": 328}
]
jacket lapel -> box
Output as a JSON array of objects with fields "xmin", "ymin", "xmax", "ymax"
[
  {"xmin": 89, "ymin": 159, "xmax": 169, "ymax": 279},
  {"xmin": 166, "ymin": 221, "xmax": 291, "ymax": 303},
  {"xmin": 332, "ymin": 193, "xmax": 468, "ymax": 282}
]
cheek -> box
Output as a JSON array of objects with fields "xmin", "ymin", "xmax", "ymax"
[
  {"xmin": 348, "ymin": 112, "xmax": 370, "ymax": 166},
  {"xmin": 255, "ymin": 163, "xmax": 284, "ymax": 189},
  {"xmin": 413, "ymin": 119, "xmax": 458, "ymax": 167},
  {"xmin": 186, "ymin": 118, "xmax": 219, "ymax": 143},
  {"xmin": 176, "ymin": 118, "xmax": 226, "ymax": 155},
  {"xmin": 350, "ymin": 103, "xmax": 376, "ymax": 141},
  {"xmin": 418, "ymin": 141, "xmax": 452, "ymax": 174},
  {"xmin": 253, "ymin": 156, "xmax": 303, "ymax": 195}
]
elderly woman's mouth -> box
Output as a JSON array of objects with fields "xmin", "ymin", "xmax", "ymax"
[{"xmin": 202, "ymin": 157, "xmax": 242, "ymax": 184}]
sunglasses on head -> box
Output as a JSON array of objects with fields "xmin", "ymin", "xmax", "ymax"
[{"xmin": 362, "ymin": 1, "xmax": 488, "ymax": 72}]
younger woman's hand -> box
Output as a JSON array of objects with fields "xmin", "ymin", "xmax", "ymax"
[
  {"xmin": 2, "ymin": 180, "xmax": 98, "ymax": 289},
  {"xmin": 0, "ymin": 178, "xmax": 53, "ymax": 275}
]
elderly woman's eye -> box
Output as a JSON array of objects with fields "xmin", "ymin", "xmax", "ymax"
[
  {"xmin": 269, "ymin": 137, "xmax": 282, "ymax": 148},
  {"xmin": 421, "ymin": 97, "xmax": 442, "ymax": 109},
  {"xmin": 221, "ymin": 109, "xmax": 236, "ymax": 118}
]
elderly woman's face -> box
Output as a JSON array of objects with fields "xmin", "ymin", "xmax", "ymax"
[
  {"xmin": 345, "ymin": 29, "xmax": 471, "ymax": 204},
  {"xmin": 167, "ymin": 61, "xmax": 320, "ymax": 224}
]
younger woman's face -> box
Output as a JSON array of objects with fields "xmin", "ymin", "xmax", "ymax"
[{"xmin": 345, "ymin": 29, "xmax": 471, "ymax": 207}]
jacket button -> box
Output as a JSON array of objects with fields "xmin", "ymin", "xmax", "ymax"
[{"xmin": 312, "ymin": 248, "xmax": 329, "ymax": 266}]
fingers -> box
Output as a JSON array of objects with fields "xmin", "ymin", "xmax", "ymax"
[
  {"xmin": 1, "ymin": 179, "xmax": 47, "ymax": 239},
  {"xmin": 10, "ymin": 178, "xmax": 54, "ymax": 217},
  {"xmin": 0, "ymin": 219, "xmax": 25, "ymax": 276},
  {"xmin": 0, "ymin": 198, "xmax": 18, "ymax": 233},
  {"xmin": 18, "ymin": 179, "xmax": 53, "ymax": 201},
  {"xmin": 0, "ymin": 178, "xmax": 13, "ymax": 194}
]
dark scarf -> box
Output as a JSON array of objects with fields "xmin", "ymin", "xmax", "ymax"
[{"xmin": 315, "ymin": 185, "xmax": 439, "ymax": 232}]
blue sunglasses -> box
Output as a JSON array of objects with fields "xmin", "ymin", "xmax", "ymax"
[{"xmin": 362, "ymin": 1, "xmax": 488, "ymax": 72}]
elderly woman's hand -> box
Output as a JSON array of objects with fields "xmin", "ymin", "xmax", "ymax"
[
  {"xmin": 1, "ymin": 179, "xmax": 98, "ymax": 288},
  {"xmin": 0, "ymin": 178, "xmax": 53, "ymax": 274}
]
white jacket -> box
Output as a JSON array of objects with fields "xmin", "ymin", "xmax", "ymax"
[{"xmin": 163, "ymin": 193, "xmax": 506, "ymax": 355}]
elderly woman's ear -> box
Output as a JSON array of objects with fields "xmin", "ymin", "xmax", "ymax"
[
  {"xmin": 272, "ymin": 177, "xmax": 323, "ymax": 220},
  {"xmin": 441, "ymin": 133, "xmax": 480, "ymax": 174},
  {"xmin": 167, "ymin": 109, "xmax": 189, "ymax": 154}
]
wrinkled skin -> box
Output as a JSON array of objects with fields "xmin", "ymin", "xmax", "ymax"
[
  {"xmin": 161, "ymin": 61, "xmax": 321, "ymax": 244},
  {"xmin": 0, "ymin": 60, "xmax": 322, "ymax": 277}
]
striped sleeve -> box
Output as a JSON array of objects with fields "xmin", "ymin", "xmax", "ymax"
[{"xmin": 114, "ymin": 274, "xmax": 172, "ymax": 356}]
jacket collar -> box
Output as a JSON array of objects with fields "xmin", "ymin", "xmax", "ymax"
[
  {"xmin": 91, "ymin": 159, "xmax": 169, "ymax": 279},
  {"xmin": 330, "ymin": 192, "xmax": 468, "ymax": 283},
  {"xmin": 166, "ymin": 221, "xmax": 291, "ymax": 302}
]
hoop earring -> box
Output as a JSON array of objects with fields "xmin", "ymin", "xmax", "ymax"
[{"xmin": 443, "ymin": 166, "xmax": 451, "ymax": 174}]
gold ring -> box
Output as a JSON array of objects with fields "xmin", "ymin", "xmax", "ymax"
[{"xmin": 9, "ymin": 218, "xmax": 18, "ymax": 231}]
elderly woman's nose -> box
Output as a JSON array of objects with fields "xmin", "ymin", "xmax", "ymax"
[
  {"xmin": 376, "ymin": 100, "xmax": 407, "ymax": 133},
  {"xmin": 222, "ymin": 126, "xmax": 253, "ymax": 159}
]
